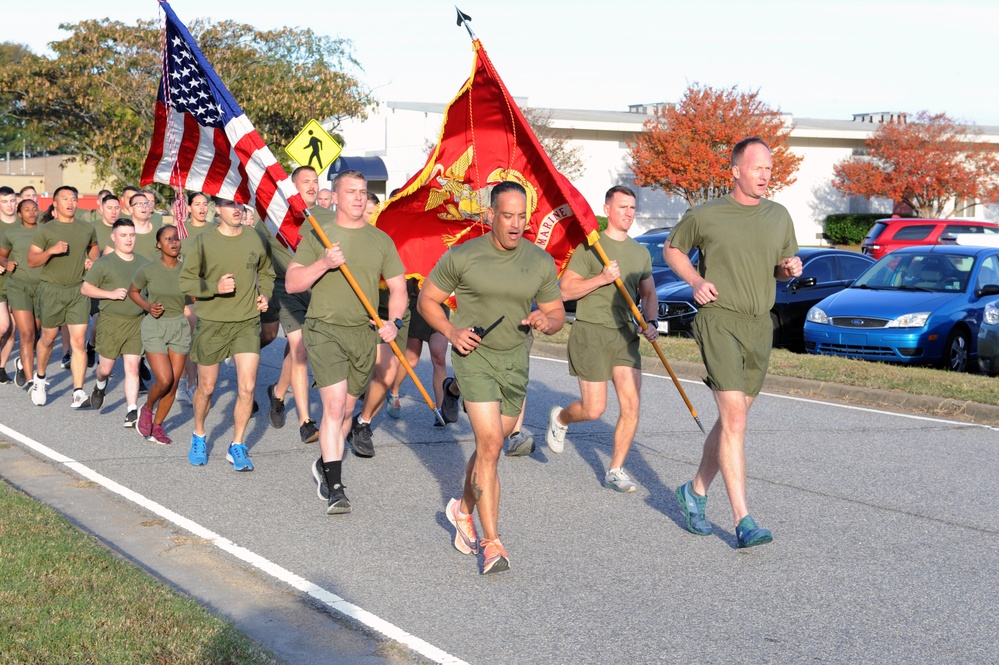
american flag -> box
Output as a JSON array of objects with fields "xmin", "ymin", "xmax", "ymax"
[{"xmin": 141, "ymin": 0, "xmax": 305, "ymax": 249}]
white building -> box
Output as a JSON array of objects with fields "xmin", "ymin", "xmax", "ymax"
[{"xmin": 330, "ymin": 102, "xmax": 999, "ymax": 246}]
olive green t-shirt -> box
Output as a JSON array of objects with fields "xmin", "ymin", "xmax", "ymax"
[
  {"xmin": 1, "ymin": 224, "xmax": 43, "ymax": 288},
  {"xmin": 566, "ymin": 231, "xmax": 652, "ymax": 330},
  {"xmin": 84, "ymin": 252, "xmax": 147, "ymax": 318},
  {"xmin": 668, "ymin": 195, "xmax": 798, "ymax": 318},
  {"xmin": 132, "ymin": 221, "xmax": 162, "ymax": 262},
  {"xmin": 253, "ymin": 209, "xmax": 321, "ymax": 281},
  {"xmin": 427, "ymin": 235, "xmax": 561, "ymax": 351},
  {"xmin": 0, "ymin": 221, "xmax": 18, "ymax": 296},
  {"xmin": 93, "ymin": 220, "xmax": 115, "ymax": 254},
  {"xmin": 180, "ymin": 219, "xmax": 214, "ymax": 259},
  {"xmin": 132, "ymin": 259, "xmax": 187, "ymax": 319},
  {"xmin": 293, "ymin": 221, "xmax": 404, "ymax": 326},
  {"xmin": 179, "ymin": 226, "xmax": 275, "ymax": 323},
  {"xmin": 32, "ymin": 219, "xmax": 99, "ymax": 287}
]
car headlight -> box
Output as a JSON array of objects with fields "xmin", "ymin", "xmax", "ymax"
[
  {"xmin": 985, "ymin": 302, "xmax": 999, "ymax": 326},
  {"xmin": 886, "ymin": 312, "xmax": 930, "ymax": 328},
  {"xmin": 806, "ymin": 307, "xmax": 828, "ymax": 324}
]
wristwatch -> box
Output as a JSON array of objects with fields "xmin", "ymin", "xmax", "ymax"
[{"xmin": 392, "ymin": 318, "xmax": 404, "ymax": 329}]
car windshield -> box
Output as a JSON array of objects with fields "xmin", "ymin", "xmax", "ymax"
[{"xmin": 852, "ymin": 252, "xmax": 973, "ymax": 292}]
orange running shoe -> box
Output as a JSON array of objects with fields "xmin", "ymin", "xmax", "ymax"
[
  {"xmin": 480, "ymin": 538, "xmax": 510, "ymax": 575},
  {"xmin": 445, "ymin": 498, "xmax": 478, "ymax": 554}
]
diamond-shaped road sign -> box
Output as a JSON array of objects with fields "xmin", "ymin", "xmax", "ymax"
[{"xmin": 284, "ymin": 119, "xmax": 342, "ymax": 174}]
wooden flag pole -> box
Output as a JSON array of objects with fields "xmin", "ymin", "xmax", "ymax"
[
  {"xmin": 591, "ymin": 239, "xmax": 706, "ymax": 434},
  {"xmin": 303, "ymin": 210, "xmax": 445, "ymax": 426}
]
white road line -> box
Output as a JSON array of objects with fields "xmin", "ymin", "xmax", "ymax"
[
  {"xmin": 0, "ymin": 421, "xmax": 469, "ymax": 665},
  {"xmin": 533, "ymin": 354, "xmax": 996, "ymax": 430}
]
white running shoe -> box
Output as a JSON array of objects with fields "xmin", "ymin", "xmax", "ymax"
[
  {"xmin": 546, "ymin": 406, "xmax": 567, "ymax": 453},
  {"xmin": 31, "ymin": 375, "xmax": 49, "ymax": 406}
]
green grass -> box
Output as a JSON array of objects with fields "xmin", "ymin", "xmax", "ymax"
[
  {"xmin": 0, "ymin": 480, "xmax": 280, "ymax": 665},
  {"xmin": 538, "ymin": 328, "xmax": 999, "ymax": 405}
]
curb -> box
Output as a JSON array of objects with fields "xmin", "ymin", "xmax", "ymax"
[{"xmin": 531, "ymin": 340, "xmax": 999, "ymax": 428}]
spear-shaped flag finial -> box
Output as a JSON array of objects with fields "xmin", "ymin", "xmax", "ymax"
[{"xmin": 455, "ymin": 6, "xmax": 475, "ymax": 40}]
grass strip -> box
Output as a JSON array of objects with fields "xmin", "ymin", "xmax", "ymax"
[{"xmin": 0, "ymin": 479, "xmax": 280, "ymax": 665}]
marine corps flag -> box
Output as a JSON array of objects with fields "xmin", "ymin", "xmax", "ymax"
[{"xmin": 373, "ymin": 38, "xmax": 600, "ymax": 281}]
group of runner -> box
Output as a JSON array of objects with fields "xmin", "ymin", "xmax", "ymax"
[{"xmin": 0, "ymin": 137, "xmax": 800, "ymax": 573}]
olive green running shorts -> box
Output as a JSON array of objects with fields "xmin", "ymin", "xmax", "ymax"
[
  {"xmin": 5, "ymin": 281, "xmax": 39, "ymax": 317},
  {"xmin": 303, "ymin": 318, "xmax": 378, "ymax": 396},
  {"xmin": 142, "ymin": 314, "xmax": 192, "ymax": 355},
  {"xmin": 191, "ymin": 317, "xmax": 260, "ymax": 366},
  {"xmin": 38, "ymin": 282, "xmax": 91, "ymax": 329},
  {"xmin": 566, "ymin": 320, "xmax": 641, "ymax": 382},
  {"xmin": 96, "ymin": 313, "xmax": 144, "ymax": 359},
  {"xmin": 692, "ymin": 307, "xmax": 772, "ymax": 397},
  {"xmin": 452, "ymin": 343, "xmax": 529, "ymax": 418}
]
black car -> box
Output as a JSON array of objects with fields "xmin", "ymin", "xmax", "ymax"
[{"xmin": 655, "ymin": 248, "xmax": 875, "ymax": 350}]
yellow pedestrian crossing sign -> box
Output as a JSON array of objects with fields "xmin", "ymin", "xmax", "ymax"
[{"xmin": 285, "ymin": 119, "xmax": 342, "ymax": 174}]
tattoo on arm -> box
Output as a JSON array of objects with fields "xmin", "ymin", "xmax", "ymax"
[{"xmin": 471, "ymin": 472, "xmax": 483, "ymax": 502}]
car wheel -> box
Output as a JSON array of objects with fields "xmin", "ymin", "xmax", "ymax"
[{"xmin": 940, "ymin": 328, "xmax": 970, "ymax": 372}]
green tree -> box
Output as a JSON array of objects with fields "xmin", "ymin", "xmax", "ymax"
[
  {"xmin": 0, "ymin": 41, "xmax": 55, "ymax": 158},
  {"xmin": 522, "ymin": 107, "xmax": 586, "ymax": 181},
  {"xmin": 0, "ymin": 18, "xmax": 369, "ymax": 191}
]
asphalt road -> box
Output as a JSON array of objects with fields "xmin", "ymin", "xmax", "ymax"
[{"xmin": 1, "ymin": 340, "xmax": 997, "ymax": 664}]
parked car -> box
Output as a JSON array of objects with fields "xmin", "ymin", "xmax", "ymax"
[
  {"xmin": 804, "ymin": 245, "xmax": 999, "ymax": 371},
  {"xmin": 861, "ymin": 218, "xmax": 999, "ymax": 260},
  {"xmin": 655, "ymin": 248, "xmax": 874, "ymax": 348},
  {"xmin": 977, "ymin": 301, "xmax": 999, "ymax": 375}
]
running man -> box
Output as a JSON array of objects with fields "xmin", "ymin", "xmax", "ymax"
[
  {"xmin": 418, "ymin": 181, "xmax": 564, "ymax": 574},
  {"xmin": 80, "ymin": 219, "xmax": 147, "ymax": 423},
  {"xmin": 0, "ymin": 199, "xmax": 42, "ymax": 387},
  {"xmin": 179, "ymin": 197, "xmax": 273, "ymax": 471},
  {"xmin": 286, "ymin": 170, "xmax": 406, "ymax": 514},
  {"xmin": 546, "ymin": 186, "xmax": 658, "ymax": 491},
  {"xmin": 28, "ymin": 186, "xmax": 99, "ymax": 406},
  {"xmin": 664, "ymin": 137, "xmax": 801, "ymax": 548}
]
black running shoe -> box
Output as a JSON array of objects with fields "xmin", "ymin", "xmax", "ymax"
[
  {"xmin": 138, "ymin": 377, "xmax": 148, "ymax": 395},
  {"xmin": 139, "ymin": 358, "xmax": 151, "ymax": 382},
  {"xmin": 311, "ymin": 458, "xmax": 329, "ymax": 501},
  {"xmin": 60, "ymin": 353, "xmax": 71, "ymax": 370},
  {"xmin": 123, "ymin": 408, "xmax": 138, "ymax": 428},
  {"xmin": 14, "ymin": 359, "xmax": 26, "ymax": 388},
  {"xmin": 327, "ymin": 484, "xmax": 351, "ymax": 514},
  {"xmin": 90, "ymin": 385, "xmax": 106, "ymax": 410},
  {"xmin": 267, "ymin": 383, "xmax": 285, "ymax": 428},
  {"xmin": 300, "ymin": 419, "xmax": 319, "ymax": 443},
  {"xmin": 348, "ymin": 415, "xmax": 375, "ymax": 457},
  {"xmin": 441, "ymin": 377, "xmax": 460, "ymax": 423},
  {"xmin": 0, "ymin": 368, "xmax": 11, "ymax": 385},
  {"xmin": 86, "ymin": 345, "xmax": 96, "ymax": 368}
]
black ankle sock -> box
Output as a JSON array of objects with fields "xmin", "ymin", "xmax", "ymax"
[{"xmin": 322, "ymin": 460, "xmax": 342, "ymax": 488}]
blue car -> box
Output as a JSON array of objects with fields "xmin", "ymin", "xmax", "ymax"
[
  {"xmin": 656, "ymin": 248, "xmax": 875, "ymax": 349},
  {"xmin": 804, "ymin": 245, "xmax": 999, "ymax": 371}
]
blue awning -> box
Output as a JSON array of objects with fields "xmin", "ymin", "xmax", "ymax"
[{"xmin": 326, "ymin": 156, "xmax": 388, "ymax": 182}]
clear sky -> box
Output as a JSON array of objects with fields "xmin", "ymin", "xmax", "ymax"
[{"xmin": 10, "ymin": 0, "xmax": 999, "ymax": 126}]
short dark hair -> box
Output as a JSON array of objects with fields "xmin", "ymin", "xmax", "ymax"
[
  {"xmin": 292, "ymin": 166, "xmax": 317, "ymax": 182},
  {"xmin": 332, "ymin": 170, "xmax": 366, "ymax": 190},
  {"xmin": 366, "ymin": 192, "xmax": 380, "ymax": 205},
  {"xmin": 605, "ymin": 185, "xmax": 636, "ymax": 204},
  {"xmin": 52, "ymin": 185, "xmax": 78, "ymax": 199},
  {"xmin": 112, "ymin": 218, "xmax": 135, "ymax": 231},
  {"xmin": 187, "ymin": 191, "xmax": 208, "ymax": 206},
  {"xmin": 490, "ymin": 181, "xmax": 527, "ymax": 208},
  {"xmin": 102, "ymin": 195, "xmax": 120, "ymax": 205},
  {"xmin": 96, "ymin": 189, "xmax": 112, "ymax": 202},
  {"xmin": 120, "ymin": 185, "xmax": 139, "ymax": 197},
  {"xmin": 731, "ymin": 137, "xmax": 771, "ymax": 167},
  {"xmin": 129, "ymin": 192, "xmax": 149, "ymax": 205},
  {"xmin": 16, "ymin": 199, "xmax": 38, "ymax": 214},
  {"xmin": 18, "ymin": 186, "xmax": 36, "ymax": 196},
  {"xmin": 0, "ymin": 186, "xmax": 16, "ymax": 197}
]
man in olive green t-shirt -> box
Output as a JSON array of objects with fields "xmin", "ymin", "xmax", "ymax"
[
  {"xmin": 287, "ymin": 170, "xmax": 406, "ymax": 515},
  {"xmin": 80, "ymin": 219, "xmax": 148, "ymax": 422},
  {"xmin": 179, "ymin": 197, "xmax": 273, "ymax": 472},
  {"xmin": 418, "ymin": 181, "xmax": 565, "ymax": 574},
  {"xmin": 28, "ymin": 186, "xmax": 99, "ymax": 407},
  {"xmin": 548, "ymin": 186, "xmax": 659, "ymax": 492},
  {"xmin": 664, "ymin": 137, "xmax": 802, "ymax": 549}
]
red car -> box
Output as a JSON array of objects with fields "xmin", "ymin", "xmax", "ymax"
[{"xmin": 862, "ymin": 218, "xmax": 999, "ymax": 260}]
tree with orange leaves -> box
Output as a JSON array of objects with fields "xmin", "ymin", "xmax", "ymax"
[
  {"xmin": 832, "ymin": 111, "xmax": 999, "ymax": 218},
  {"xmin": 628, "ymin": 84, "xmax": 801, "ymax": 206}
]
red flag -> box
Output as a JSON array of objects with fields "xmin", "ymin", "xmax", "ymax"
[
  {"xmin": 140, "ymin": 1, "xmax": 306, "ymax": 249},
  {"xmin": 373, "ymin": 39, "xmax": 599, "ymax": 282}
]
